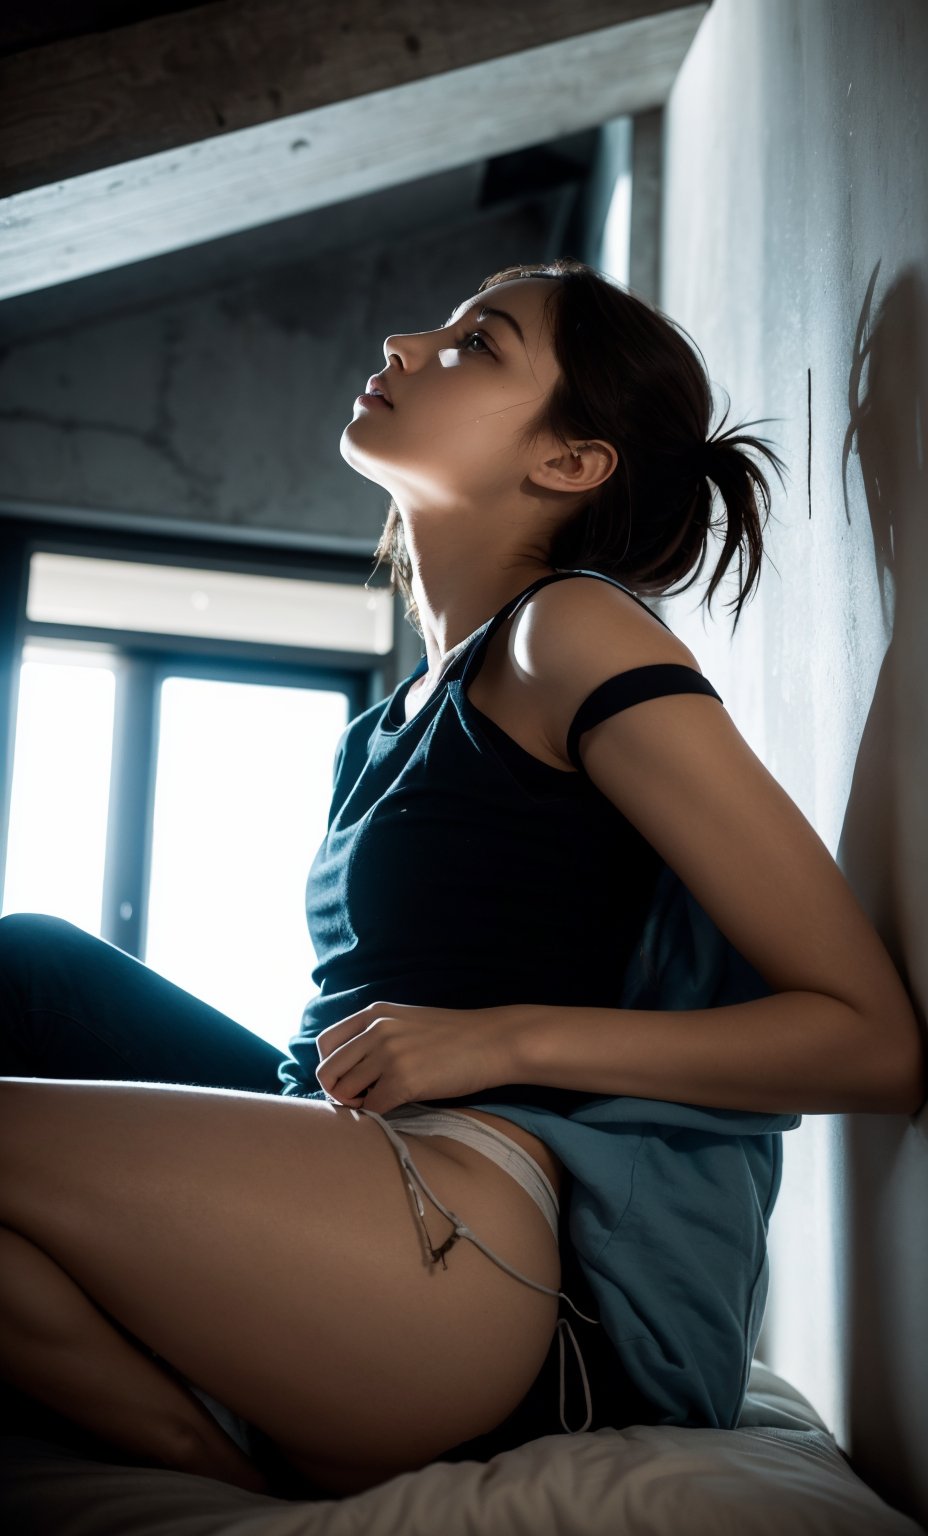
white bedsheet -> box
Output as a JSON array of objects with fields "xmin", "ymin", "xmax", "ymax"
[{"xmin": 1, "ymin": 1360, "xmax": 922, "ymax": 1535}]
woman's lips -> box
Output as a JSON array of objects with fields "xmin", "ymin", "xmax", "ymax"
[{"xmin": 356, "ymin": 393, "xmax": 394, "ymax": 409}]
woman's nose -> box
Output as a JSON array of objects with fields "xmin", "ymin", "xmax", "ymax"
[{"xmin": 383, "ymin": 336, "xmax": 408, "ymax": 364}]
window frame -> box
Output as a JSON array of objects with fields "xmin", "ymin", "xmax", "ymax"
[{"xmin": 0, "ymin": 516, "xmax": 395, "ymax": 957}]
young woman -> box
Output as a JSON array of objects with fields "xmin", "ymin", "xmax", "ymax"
[{"xmin": 0, "ymin": 259, "xmax": 923, "ymax": 1502}]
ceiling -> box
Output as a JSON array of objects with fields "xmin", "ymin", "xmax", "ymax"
[{"xmin": 0, "ymin": 2, "xmax": 709, "ymax": 326}]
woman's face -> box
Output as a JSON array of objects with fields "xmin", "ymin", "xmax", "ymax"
[{"xmin": 339, "ymin": 277, "xmax": 564, "ymax": 516}]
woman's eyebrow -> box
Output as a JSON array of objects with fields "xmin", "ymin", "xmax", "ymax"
[{"xmin": 442, "ymin": 303, "xmax": 525, "ymax": 348}]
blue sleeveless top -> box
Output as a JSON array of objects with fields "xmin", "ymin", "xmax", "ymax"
[
  {"xmin": 276, "ymin": 569, "xmax": 798, "ymax": 1446},
  {"xmin": 278, "ymin": 567, "xmax": 723, "ymax": 1109}
]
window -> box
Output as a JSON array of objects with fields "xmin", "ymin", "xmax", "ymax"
[
  {"xmin": 0, "ymin": 538, "xmax": 394, "ymax": 1055},
  {"xmin": 4, "ymin": 649, "xmax": 116, "ymax": 936},
  {"xmin": 144, "ymin": 674, "xmax": 346, "ymax": 1050}
]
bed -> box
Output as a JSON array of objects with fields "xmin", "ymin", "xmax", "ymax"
[{"xmin": 1, "ymin": 1357, "xmax": 921, "ymax": 1534}]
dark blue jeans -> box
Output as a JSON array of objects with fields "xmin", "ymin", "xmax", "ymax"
[{"xmin": 0, "ymin": 911, "xmax": 290, "ymax": 1092}]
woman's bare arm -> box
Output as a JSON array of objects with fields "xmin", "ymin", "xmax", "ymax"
[{"xmin": 509, "ymin": 581, "xmax": 926, "ymax": 1115}]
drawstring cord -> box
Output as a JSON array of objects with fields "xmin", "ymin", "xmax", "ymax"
[
  {"xmin": 354, "ymin": 1105, "xmax": 600, "ymax": 1434},
  {"xmin": 556, "ymin": 1318, "xmax": 593, "ymax": 1434}
]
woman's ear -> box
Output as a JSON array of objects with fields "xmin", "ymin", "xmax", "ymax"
[{"xmin": 529, "ymin": 439, "xmax": 618, "ymax": 497}]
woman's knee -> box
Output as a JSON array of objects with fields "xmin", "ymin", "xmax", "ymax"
[{"xmin": 0, "ymin": 911, "xmax": 86, "ymax": 961}]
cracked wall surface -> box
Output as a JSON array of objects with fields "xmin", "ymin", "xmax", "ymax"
[{"xmin": 0, "ymin": 201, "xmax": 551, "ymax": 547}]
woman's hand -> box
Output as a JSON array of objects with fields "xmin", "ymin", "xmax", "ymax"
[{"xmin": 313, "ymin": 1002, "xmax": 518, "ymax": 1114}]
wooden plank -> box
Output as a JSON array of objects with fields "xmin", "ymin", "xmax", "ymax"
[
  {"xmin": 0, "ymin": 4, "xmax": 214, "ymax": 63},
  {"xmin": 0, "ymin": 4, "xmax": 709, "ymax": 301},
  {"xmin": 0, "ymin": 0, "xmax": 693, "ymax": 192}
]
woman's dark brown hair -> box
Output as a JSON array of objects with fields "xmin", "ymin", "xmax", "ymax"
[{"xmin": 371, "ymin": 257, "xmax": 789, "ymax": 637}]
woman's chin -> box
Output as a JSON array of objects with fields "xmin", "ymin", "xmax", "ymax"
[
  {"xmin": 338, "ymin": 439, "xmax": 395, "ymax": 492},
  {"xmin": 339, "ymin": 429, "xmax": 380, "ymax": 468}
]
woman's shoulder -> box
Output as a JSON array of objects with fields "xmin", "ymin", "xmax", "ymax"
[
  {"xmin": 514, "ymin": 572, "xmax": 703, "ymax": 690},
  {"xmin": 503, "ymin": 572, "xmax": 705, "ymax": 772}
]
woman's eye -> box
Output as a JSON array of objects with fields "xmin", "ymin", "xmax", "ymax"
[{"xmin": 456, "ymin": 330, "xmax": 491, "ymax": 354}]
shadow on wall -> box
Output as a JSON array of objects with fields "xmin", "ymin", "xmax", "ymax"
[{"xmin": 834, "ymin": 259, "xmax": 928, "ymax": 1519}]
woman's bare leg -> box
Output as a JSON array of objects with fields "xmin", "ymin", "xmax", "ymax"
[
  {"xmin": 0, "ymin": 1224, "xmax": 270, "ymax": 1491},
  {"xmin": 0, "ymin": 1076, "xmax": 560, "ymax": 1496}
]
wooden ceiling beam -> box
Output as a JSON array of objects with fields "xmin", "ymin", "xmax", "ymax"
[
  {"xmin": 0, "ymin": 1, "xmax": 708, "ymax": 301},
  {"xmin": 0, "ymin": 1, "xmax": 695, "ymax": 191}
]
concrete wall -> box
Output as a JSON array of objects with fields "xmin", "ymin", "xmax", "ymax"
[{"xmin": 659, "ymin": 0, "xmax": 927, "ymax": 1522}]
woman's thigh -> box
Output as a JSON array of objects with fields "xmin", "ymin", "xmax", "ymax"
[
  {"xmin": 0, "ymin": 1078, "xmax": 561, "ymax": 1494},
  {"xmin": 0, "ymin": 912, "xmax": 287, "ymax": 1093}
]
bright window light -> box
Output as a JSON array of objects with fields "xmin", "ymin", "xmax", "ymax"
[
  {"xmin": 26, "ymin": 553, "xmax": 394, "ymax": 655},
  {"xmin": 144, "ymin": 675, "xmax": 349, "ymax": 1053},
  {"xmin": 2, "ymin": 652, "xmax": 115, "ymax": 933}
]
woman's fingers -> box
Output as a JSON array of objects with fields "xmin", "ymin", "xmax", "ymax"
[{"xmin": 316, "ymin": 1036, "xmax": 368, "ymax": 1098}]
